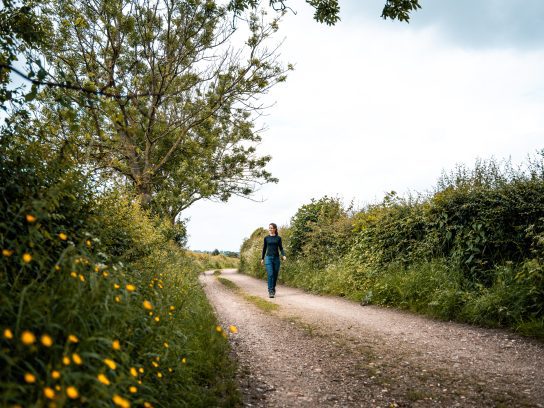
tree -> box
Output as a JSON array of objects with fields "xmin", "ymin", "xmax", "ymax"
[
  {"xmin": 211, "ymin": 248, "xmax": 220, "ymax": 256},
  {"xmin": 37, "ymin": 0, "xmax": 287, "ymax": 223}
]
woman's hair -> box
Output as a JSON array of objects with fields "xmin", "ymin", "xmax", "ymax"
[{"xmin": 269, "ymin": 223, "xmax": 278, "ymax": 236}]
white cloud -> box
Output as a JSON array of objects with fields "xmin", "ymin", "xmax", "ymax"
[{"xmin": 183, "ymin": 3, "xmax": 544, "ymax": 252}]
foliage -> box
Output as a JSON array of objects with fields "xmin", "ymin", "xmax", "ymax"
[
  {"xmin": 0, "ymin": 0, "xmax": 51, "ymax": 107},
  {"xmin": 0, "ymin": 128, "xmax": 240, "ymax": 406},
  {"xmin": 287, "ymin": 196, "xmax": 348, "ymax": 261},
  {"xmin": 381, "ymin": 0, "xmax": 421, "ymax": 22},
  {"xmin": 227, "ymin": 0, "xmax": 422, "ymax": 25},
  {"xmin": 186, "ymin": 251, "xmax": 240, "ymax": 271}
]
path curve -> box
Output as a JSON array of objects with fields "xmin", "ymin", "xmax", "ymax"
[{"xmin": 200, "ymin": 269, "xmax": 544, "ymax": 407}]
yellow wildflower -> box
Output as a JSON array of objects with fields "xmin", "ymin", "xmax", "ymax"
[
  {"xmin": 43, "ymin": 387, "xmax": 55, "ymax": 399},
  {"xmin": 154, "ymin": 316, "xmax": 160, "ymax": 322},
  {"xmin": 68, "ymin": 334, "xmax": 79, "ymax": 343},
  {"xmin": 54, "ymin": 264, "xmax": 61, "ymax": 271},
  {"xmin": 86, "ymin": 240, "xmax": 92, "ymax": 247},
  {"xmin": 151, "ymin": 361, "xmax": 159, "ymax": 368},
  {"xmin": 115, "ymin": 296, "xmax": 121, "ymax": 303},
  {"xmin": 215, "ymin": 325, "xmax": 222, "ymax": 333},
  {"xmin": 26, "ymin": 214, "xmax": 37, "ymax": 223},
  {"xmin": 51, "ymin": 370, "xmax": 61, "ymax": 379},
  {"xmin": 41, "ymin": 334, "xmax": 54, "ymax": 347},
  {"xmin": 3, "ymin": 328, "xmax": 13, "ymax": 339},
  {"xmin": 157, "ymin": 372, "xmax": 163, "ymax": 378},
  {"xmin": 129, "ymin": 386, "xmax": 137, "ymax": 393},
  {"xmin": 22, "ymin": 253, "xmax": 32, "ymax": 263},
  {"xmin": 66, "ymin": 386, "xmax": 79, "ymax": 399},
  {"xmin": 104, "ymin": 358, "xmax": 117, "ymax": 370},
  {"xmin": 126, "ymin": 284, "xmax": 136, "ymax": 292},
  {"xmin": 103, "ymin": 271, "xmax": 109, "ymax": 278},
  {"xmin": 138, "ymin": 367, "xmax": 144, "ymax": 374},
  {"xmin": 142, "ymin": 300, "xmax": 153, "ymax": 310},
  {"xmin": 21, "ymin": 330, "xmax": 36, "ymax": 345},
  {"xmin": 112, "ymin": 394, "xmax": 131, "ymax": 408},
  {"xmin": 143, "ymin": 403, "xmax": 153, "ymax": 408},
  {"xmin": 229, "ymin": 325, "xmax": 238, "ymax": 334},
  {"xmin": 169, "ymin": 305, "xmax": 175, "ymax": 311},
  {"xmin": 58, "ymin": 232, "xmax": 68, "ymax": 241},
  {"xmin": 79, "ymin": 274, "xmax": 85, "ymax": 282},
  {"xmin": 70, "ymin": 272, "xmax": 77, "ymax": 278},
  {"xmin": 114, "ymin": 283, "xmax": 120, "ymax": 289},
  {"xmin": 2, "ymin": 249, "xmax": 13, "ymax": 257},
  {"xmin": 130, "ymin": 367, "xmax": 138, "ymax": 377},
  {"xmin": 181, "ymin": 357, "xmax": 187, "ymax": 364},
  {"xmin": 112, "ymin": 340, "xmax": 120, "ymax": 350},
  {"xmin": 72, "ymin": 353, "xmax": 83, "ymax": 365},
  {"xmin": 163, "ymin": 342, "xmax": 168, "ymax": 348},
  {"xmin": 97, "ymin": 373, "xmax": 110, "ymax": 385},
  {"xmin": 63, "ymin": 356, "xmax": 71, "ymax": 365},
  {"xmin": 24, "ymin": 373, "xmax": 36, "ymax": 383}
]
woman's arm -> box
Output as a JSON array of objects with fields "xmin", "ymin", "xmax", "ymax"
[
  {"xmin": 261, "ymin": 237, "xmax": 267, "ymax": 264},
  {"xmin": 278, "ymin": 237, "xmax": 286, "ymax": 260}
]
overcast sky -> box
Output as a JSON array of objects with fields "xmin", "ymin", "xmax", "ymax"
[{"xmin": 184, "ymin": 0, "xmax": 544, "ymax": 252}]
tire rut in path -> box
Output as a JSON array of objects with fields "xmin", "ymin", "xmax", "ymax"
[{"xmin": 200, "ymin": 269, "xmax": 544, "ymax": 407}]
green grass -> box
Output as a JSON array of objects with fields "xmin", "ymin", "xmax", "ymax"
[
  {"xmin": 217, "ymin": 276, "xmax": 240, "ymax": 290},
  {"xmin": 216, "ymin": 277, "xmax": 279, "ymax": 313}
]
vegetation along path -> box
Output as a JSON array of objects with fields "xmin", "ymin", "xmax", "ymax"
[{"xmin": 200, "ymin": 269, "xmax": 544, "ymax": 407}]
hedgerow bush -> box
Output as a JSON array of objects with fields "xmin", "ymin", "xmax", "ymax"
[
  {"xmin": 240, "ymin": 154, "xmax": 544, "ymax": 338},
  {"xmin": 0, "ymin": 129, "xmax": 240, "ymax": 406}
]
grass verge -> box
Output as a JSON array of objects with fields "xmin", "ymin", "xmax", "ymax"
[{"xmin": 216, "ymin": 277, "xmax": 279, "ymax": 313}]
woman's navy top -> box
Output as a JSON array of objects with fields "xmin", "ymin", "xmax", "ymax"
[{"xmin": 262, "ymin": 235, "xmax": 285, "ymax": 259}]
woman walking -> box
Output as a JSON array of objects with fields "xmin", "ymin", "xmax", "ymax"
[{"xmin": 261, "ymin": 223, "xmax": 286, "ymax": 298}]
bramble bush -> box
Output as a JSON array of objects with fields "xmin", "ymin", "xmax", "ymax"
[
  {"xmin": 240, "ymin": 154, "xmax": 544, "ymax": 338},
  {"xmin": 0, "ymin": 129, "xmax": 240, "ymax": 406}
]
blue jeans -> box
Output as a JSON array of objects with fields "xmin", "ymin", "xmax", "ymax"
[{"xmin": 264, "ymin": 256, "xmax": 280, "ymax": 293}]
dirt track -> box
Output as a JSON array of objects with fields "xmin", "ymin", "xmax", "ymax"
[{"xmin": 200, "ymin": 269, "xmax": 544, "ymax": 407}]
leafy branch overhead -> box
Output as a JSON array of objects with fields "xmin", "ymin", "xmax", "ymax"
[{"xmin": 227, "ymin": 0, "xmax": 421, "ymax": 26}]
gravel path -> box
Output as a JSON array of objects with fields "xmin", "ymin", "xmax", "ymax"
[{"xmin": 200, "ymin": 269, "xmax": 544, "ymax": 407}]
